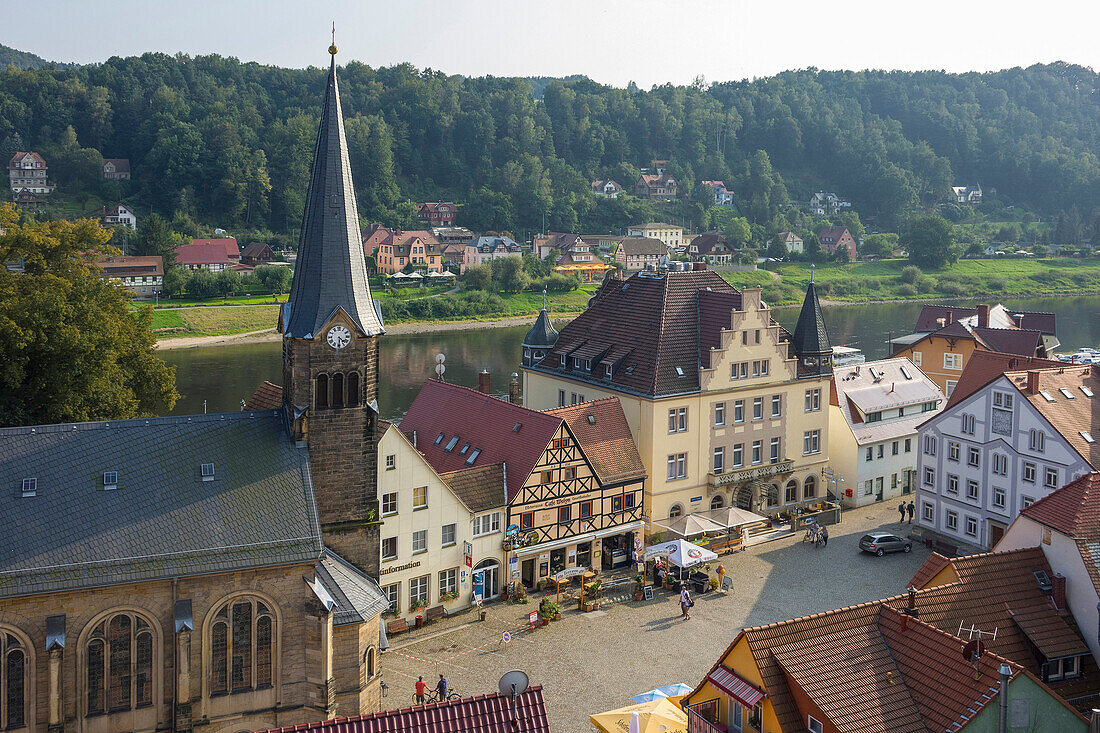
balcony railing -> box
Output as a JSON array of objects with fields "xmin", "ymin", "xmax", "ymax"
[
  {"xmin": 708, "ymin": 459, "xmax": 794, "ymax": 487},
  {"xmin": 686, "ymin": 702, "xmax": 727, "ymax": 733}
]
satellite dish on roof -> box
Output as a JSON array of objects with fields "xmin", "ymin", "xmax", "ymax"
[
  {"xmin": 962, "ymin": 639, "xmax": 986, "ymax": 664},
  {"xmin": 436, "ymin": 353, "xmax": 446, "ymax": 364},
  {"xmin": 498, "ymin": 670, "xmax": 529, "ymax": 699}
]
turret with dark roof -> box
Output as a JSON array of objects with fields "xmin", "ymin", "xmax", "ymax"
[
  {"xmin": 521, "ymin": 307, "xmax": 559, "ymax": 366},
  {"xmin": 280, "ymin": 51, "xmax": 383, "ymax": 339},
  {"xmin": 791, "ymin": 268, "xmax": 832, "ymax": 377}
]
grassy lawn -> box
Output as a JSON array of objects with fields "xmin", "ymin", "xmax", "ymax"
[
  {"xmin": 152, "ymin": 305, "xmax": 280, "ymax": 338},
  {"xmin": 158, "ymin": 294, "xmax": 288, "ymax": 308},
  {"xmin": 756, "ymin": 257, "xmax": 1100, "ymax": 305}
]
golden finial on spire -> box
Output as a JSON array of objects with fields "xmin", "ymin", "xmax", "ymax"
[{"xmin": 329, "ymin": 22, "xmax": 337, "ymax": 55}]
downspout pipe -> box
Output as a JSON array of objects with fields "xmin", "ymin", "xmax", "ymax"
[{"xmin": 998, "ymin": 663, "xmax": 1012, "ymax": 733}]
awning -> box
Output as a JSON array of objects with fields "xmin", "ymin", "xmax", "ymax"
[
  {"xmin": 512, "ymin": 521, "xmax": 645, "ymax": 557},
  {"xmin": 706, "ymin": 666, "xmax": 766, "ymax": 708},
  {"xmin": 644, "ymin": 539, "xmax": 717, "ymax": 569}
]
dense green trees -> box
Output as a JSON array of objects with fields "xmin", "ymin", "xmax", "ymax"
[
  {"xmin": 0, "ymin": 203, "xmax": 177, "ymax": 425},
  {"xmin": 2, "ymin": 52, "xmax": 1099, "ymax": 238},
  {"xmin": 905, "ymin": 214, "xmax": 958, "ymax": 268}
]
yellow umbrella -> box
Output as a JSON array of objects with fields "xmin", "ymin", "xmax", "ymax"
[{"xmin": 590, "ymin": 698, "xmax": 687, "ymax": 733}]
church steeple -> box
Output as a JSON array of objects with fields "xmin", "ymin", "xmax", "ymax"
[
  {"xmin": 791, "ymin": 265, "xmax": 832, "ymax": 377},
  {"xmin": 281, "ymin": 45, "xmax": 383, "ymax": 339}
]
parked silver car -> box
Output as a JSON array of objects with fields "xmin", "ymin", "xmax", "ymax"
[{"xmin": 859, "ymin": 532, "xmax": 912, "ymax": 556}]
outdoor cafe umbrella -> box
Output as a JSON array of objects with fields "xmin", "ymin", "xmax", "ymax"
[
  {"xmin": 630, "ymin": 683, "xmax": 694, "ymax": 704},
  {"xmin": 702, "ymin": 506, "xmax": 767, "ymax": 528},
  {"xmin": 644, "ymin": 539, "xmax": 717, "ymax": 569},
  {"xmin": 590, "ymin": 698, "xmax": 687, "ymax": 733},
  {"xmin": 651, "ymin": 513, "xmax": 725, "ymax": 538},
  {"xmin": 390, "ymin": 272, "xmax": 409, "ymax": 278}
]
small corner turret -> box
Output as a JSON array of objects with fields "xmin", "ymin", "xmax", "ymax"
[{"xmin": 791, "ymin": 265, "xmax": 833, "ymax": 378}]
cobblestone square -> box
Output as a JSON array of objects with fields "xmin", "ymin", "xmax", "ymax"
[{"xmin": 381, "ymin": 501, "xmax": 930, "ymax": 733}]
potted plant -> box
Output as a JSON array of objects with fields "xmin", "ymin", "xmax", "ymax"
[
  {"xmin": 748, "ymin": 711, "xmax": 762, "ymax": 731},
  {"xmin": 409, "ymin": 599, "xmax": 429, "ymax": 612},
  {"xmin": 633, "ymin": 571, "xmax": 646, "ymax": 601},
  {"xmin": 440, "ymin": 591, "xmax": 459, "ymax": 603},
  {"xmin": 539, "ymin": 598, "xmax": 561, "ymax": 622},
  {"xmin": 709, "ymin": 577, "xmax": 719, "ymax": 592}
]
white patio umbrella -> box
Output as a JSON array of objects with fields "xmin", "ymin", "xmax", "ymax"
[
  {"xmin": 407, "ymin": 271, "xmax": 424, "ymax": 279},
  {"xmin": 651, "ymin": 513, "xmax": 725, "ymax": 537},
  {"xmin": 390, "ymin": 271, "xmax": 408, "ymax": 278},
  {"xmin": 644, "ymin": 539, "xmax": 717, "ymax": 569},
  {"xmin": 702, "ymin": 506, "xmax": 767, "ymax": 528}
]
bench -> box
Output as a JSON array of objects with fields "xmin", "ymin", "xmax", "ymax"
[
  {"xmin": 424, "ymin": 605, "xmax": 446, "ymax": 623},
  {"xmin": 385, "ymin": 618, "xmax": 409, "ymax": 635},
  {"xmin": 708, "ymin": 537, "xmax": 744, "ymax": 555}
]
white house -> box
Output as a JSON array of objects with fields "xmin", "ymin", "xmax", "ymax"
[
  {"xmin": 701, "ymin": 180, "xmax": 735, "ymax": 206},
  {"xmin": 102, "ymin": 203, "xmax": 138, "ymax": 228},
  {"xmin": 996, "ymin": 472, "xmax": 1100, "ymax": 669},
  {"xmin": 463, "ymin": 235, "xmax": 522, "ymax": 272},
  {"xmin": 377, "ymin": 422, "xmax": 506, "ymax": 617},
  {"xmin": 828, "ymin": 358, "xmax": 945, "ymax": 508},
  {"xmin": 914, "ymin": 364, "xmax": 1099, "ymax": 551},
  {"xmin": 626, "ymin": 223, "xmax": 683, "ymax": 248}
]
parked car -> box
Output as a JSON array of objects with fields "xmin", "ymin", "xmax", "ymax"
[{"xmin": 859, "ymin": 532, "xmax": 912, "ymax": 556}]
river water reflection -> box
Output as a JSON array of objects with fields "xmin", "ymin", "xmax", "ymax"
[{"xmin": 162, "ymin": 295, "xmax": 1100, "ymax": 420}]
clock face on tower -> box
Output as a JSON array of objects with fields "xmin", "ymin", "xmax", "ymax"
[{"xmin": 326, "ymin": 325, "xmax": 352, "ymax": 350}]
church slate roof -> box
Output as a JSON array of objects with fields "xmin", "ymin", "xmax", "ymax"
[
  {"xmin": 316, "ymin": 550, "xmax": 390, "ymax": 627},
  {"xmin": 282, "ymin": 54, "xmax": 383, "ymax": 339},
  {"xmin": 0, "ymin": 410, "xmax": 322, "ymax": 599},
  {"xmin": 791, "ymin": 280, "xmax": 831, "ymax": 358},
  {"xmin": 522, "ymin": 309, "xmax": 559, "ymax": 350}
]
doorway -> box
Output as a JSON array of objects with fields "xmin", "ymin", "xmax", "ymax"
[
  {"xmin": 473, "ymin": 559, "xmax": 499, "ymax": 600},
  {"xmin": 521, "ymin": 558, "xmax": 535, "ymax": 588},
  {"xmin": 550, "ymin": 548, "xmax": 566, "ymax": 575}
]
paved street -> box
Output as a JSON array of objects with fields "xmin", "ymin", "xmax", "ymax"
[{"xmin": 381, "ymin": 501, "xmax": 929, "ymax": 733}]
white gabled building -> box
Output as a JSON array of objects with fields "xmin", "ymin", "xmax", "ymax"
[
  {"xmin": 828, "ymin": 358, "xmax": 944, "ymax": 508},
  {"xmin": 914, "ymin": 363, "xmax": 1100, "ymax": 551}
]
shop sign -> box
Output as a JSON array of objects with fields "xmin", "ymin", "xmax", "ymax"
[
  {"xmin": 643, "ymin": 546, "xmax": 674, "ymax": 561},
  {"xmin": 538, "ymin": 553, "xmax": 550, "ymax": 564},
  {"xmin": 553, "ymin": 566, "xmax": 588, "ymax": 581},
  {"xmin": 522, "ymin": 491, "xmax": 601, "ymax": 513},
  {"xmin": 509, "ymin": 555, "xmax": 520, "ymax": 580},
  {"xmin": 380, "ymin": 560, "xmax": 421, "ymax": 576}
]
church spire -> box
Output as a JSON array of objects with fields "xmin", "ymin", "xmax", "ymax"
[
  {"xmin": 281, "ymin": 45, "xmax": 383, "ymax": 339},
  {"xmin": 791, "ymin": 275, "xmax": 832, "ymax": 377}
]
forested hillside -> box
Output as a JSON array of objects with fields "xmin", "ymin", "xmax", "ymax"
[
  {"xmin": 1, "ymin": 50, "xmax": 1098, "ymax": 241},
  {"xmin": 0, "ymin": 44, "xmax": 57, "ymax": 71}
]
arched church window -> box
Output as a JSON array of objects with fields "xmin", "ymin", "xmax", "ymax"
[
  {"xmin": 85, "ymin": 612, "xmax": 154, "ymax": 715},
  {"xmin": 347, "ymin": 372, "xmax": 360, "ymax": 406},
  {"xmin": 1, "ymin": 633, "xmax": 26, "ymax": 729},
  {"xmin": 332, "ymin": 373, "xmax": 345, "ymax": 408},
  {"xmin": 316, "ymin": 375, "xmax": 329, "ymax": 409},
  {"xmin": 210, "ymin": 598, "xmax": 274, "ymax": 695}
]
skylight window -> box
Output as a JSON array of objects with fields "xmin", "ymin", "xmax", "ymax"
[
  {"xmin": 21, "ymin": 478, "xmax": 36, "ymax": 497},
  {"xmin": 465, "ymin": 449, "xmax": 481, "ymax": 466},
  {"xmin": 675, "ymin": 366, "xmax": 685, "ymax": 377},
  {"xmin": 201, "ymin": 463, "xmax": 215, "ymax": 481},
  {"xmin": 435, "ymin": 432, "xmax": 445, "ymax": 445},
  {"xmin": 1081, "ymin": 432, "xmax": 1095, "ymax": 444},
  {"xmin": 587, "ymin": 415, "xmax": 596, "ymax": 425},
  {"xmin": 1033, "ymin": 569, "xmax": 1052, "ymax": 590},
  {"xmin": 1039, "ymin": 390, "xmax": 1056, "ymax": 403},
  {"xmin": 103, "ymin": 471, "xmax": 118, "ymax": 489},
  {"xmin": 513, "ymin": 423, "xmax": 522, "ymax": 432},
  {"xmin": 1082, "ymin": 386, "xmax": 1095, "ymax": 398},
  {"xmin": 900, "ymin": 366, "xmax": 913, "ymax": 380},
  {"xmin": 460, "ymin": 443, "xmax": 470, "ymax": 455},
  {"xmin": 444, "ymin": 436, "xmax": 460, "ymax": 452},
  {"xmin": 1060, "ymin": 388, "xmax": 1075, "ymax": 400}
]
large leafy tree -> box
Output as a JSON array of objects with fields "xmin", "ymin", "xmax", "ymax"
[
  {"xmin": 0, "ymin": 203, "xmax": 178, "ymax": 426},
  {"xmin": 905, "ymin": 214, "xmax": 958, "ymax": 269}
]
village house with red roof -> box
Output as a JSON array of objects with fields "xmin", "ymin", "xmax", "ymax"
[
  {"xmin": 174, "ymin": 237, "xmax": 240, "ymax": 271},
  {"xmin": 816, "ymin": 225, "xmax": 856, "ymax": 258},
  {"xmin": 416, "ymin": 201, "xmax": 456, "ymax": 227},
  {"xmin": 364, "ymin": 225, "xmax": 443, "ymax": 274}
]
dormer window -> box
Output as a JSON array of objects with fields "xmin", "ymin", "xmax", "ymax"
[
  {"xmin": 103, "ymin": 471, "xmax": 118, "ymax": 489},
  {"xmin": 201, "ymin": 463, "xmax": 215, "ymax": 481},
  {"xmin": 605, "ymin": 364, "xmax": 613, "ymax": 378},
  {"xmin": 21, "ymin": 478, "xmax": 36, "ymax": 497},
  {"xmin": 559, "ymin": 354, "xmax": 566, "ymax": 367}
]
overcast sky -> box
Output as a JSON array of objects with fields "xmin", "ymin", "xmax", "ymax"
[{"xmin": 5, "ymin": 0, "xmax": 1099, "ymax": 87}]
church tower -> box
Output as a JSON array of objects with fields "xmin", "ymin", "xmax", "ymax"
[
  {"xmin": 791, "ymin": 266, "xmax": 833, "ymax": 378},
  {"xmin": 280, "ymin": 40, "xmax": 385, "ymax": 575}
]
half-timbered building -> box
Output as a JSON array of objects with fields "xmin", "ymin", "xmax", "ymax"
[{"xmin": 398, "ymin": 380, "xmax": 647, "ymax": 593}]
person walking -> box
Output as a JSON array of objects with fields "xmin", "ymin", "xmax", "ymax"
[
  {"xmin": 821, "ymin": 525, "xmax": 829, "ymax": 547},
  {"xmin": 907, "ymin": 501, "xmax": 915, "ymax": 523},
  {"xmin": 436, "ymin": 673, "xmax": 449, "ymax": 700},
  {"xmin": 898, "ymin": 502, "xmax": 906, "ymax": 523},
  {"xmin": 679, "ymin": 584, "xmax": 692, "ymax": 619},
  {"xmin": 415, "ymin": 676, "xmax": 427, "ymax": 704}
]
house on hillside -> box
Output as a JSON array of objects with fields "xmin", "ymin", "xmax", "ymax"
[
  {"xmin": 687, "ymin": 232, "xmax": 734, "ymax": 264},
  {"xmin": 175, "ymin": 238, "xmax": 240, "ymax": 271},
  {"xmin": 102, "ymin": 158, "xmax": 131, "ymax": 180},
  {"xmin": 101, "ymin": 203, "xmax": 137, "ymax": 228},
  {"xmin": 366, "ymin": 226, "xmax": 443, "ymax": 274},
  {"xmin": 828, "ymin": 357, "xmax": 944, "ymax": 508},
  {"xmin": 817, "ymin": 226, "xmax": 857, "ymax": 258},
  {"xmin": 614, "ymin": 237, "xmax": 667, "ymax": 270},
  {"xmin": 416, "ymin": 202, "xmax": 456, "ymax": 227},
  {"xmin": 701, "ymin": 180, "xmax": 735, "ymax": 206},
  {"xmin": 241, "ymin": 242, "xmax": 276, "ymax": 266},
  {"xmin": 771, "ymin": 231, "xmax": 803, "ymax": 254},
  {"xmin": 590, "ymin": 179, "xmax": 623, "ymax": 198},
  {"xmin": 627, "ymin": 223, "xmax": 682, "ymax": 248},
  {"xmin": 808, "ymin": 191, "xmax": 850, "ymax": 216},
  {"xmin": 552, "ymin": 240, "xmax": 612, "ymax": 283},
  {"xmin": 463, "ymin": 235, "xmax": 522, "ymax": 272},
  {"xmin": 8, "ymin": 152, "xmax": 55, "ymax": 196},
  {"xmin": 635, "ymin": 172, "xmax": 677, "ymax": 199},
  {"xmin": 94, "ymin": 255, "xmax": 164, "ymax": 299},
  {"xmin": 952, "ymin": 184, "xmax": 982, "ymax": 205}
]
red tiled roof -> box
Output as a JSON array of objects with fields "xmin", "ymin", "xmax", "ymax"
[
  {"xmin": 191, "ymin": 237, "xmax": 240, "ymax": 257},
  {"xmin": 689, "ymin": 232, "xmax": 731, "ymax": 256},
  {"xmin": 817, "ymin": 226, "xmax": 850, "ymax": 243},
  {"xmin": 8, "ymin": 151, "xmax": 46, "ymax": 168},
  {"xmin": 256, "ymin": 685, "xmax": 549, "ymax": 733},
  {"xmin": 399, "ymin": 381, "xmax": 562, "ymax": 503},
  {"xmin": 914, "ymin": 304, "xmax": 1056, "ymax": 334},
  {"xmin": 1020, "ymin": 472, "xmax": 1100, "ymax": 602},
  {"xmin": 242, "ymin": 242, "xmax": 274, "ymax": 259},
  {"xmin": 1001, "ymin": 365, "xmax": 1100, "ymax": 467},
  {"xmin": 94, "ymin": 255, "xmax": 163, "ymax": 278},
  {"xmin": 247, "ymin": 381, "xmax": 283, "ymax": 410},
  {"xmin": 176, "ymin": 240, "xmax": 238, "ymax": 265},
  {"xmin": 534, "ymin": 270, "xmax": 742, "ymax": 397},
  {"xmin": 943, "ymin": 351, "xmax": 1063, "ymax": 409},
  {"xmin": 545, "ymin": 398, "xmax": 646, "ymax": 484}
]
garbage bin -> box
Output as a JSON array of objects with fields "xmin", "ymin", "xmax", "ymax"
[{"xmin": 415, "ymin": 615, "xmax": 423, "ymax": 628}]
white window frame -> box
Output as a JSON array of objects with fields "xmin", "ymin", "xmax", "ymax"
[
  {"xmin": 382, "ymin": 492, "xmax": 398, "ymax": 516},
  {"xmin": 413, "ymin": 485, "xmax": 428, "ymax": 509},
  {"xmin": 713, "ymin": 447, "xmax": 725, "ymax": 472},
  {"xmin": 714, "ymin": 402, "xmax": 726, "ymax": 426},
  {"xmin": 409, "ymin": 575, "xmax": 430, "ymax": 606},
  {"xmin": 771, "ymin": 394, "xmax": 782, "ymax": 418},
  {"xmin": 734, "ymin": 400, "xmax": 744, "ymax": 423},
  {"xmin": 472, "ymin": 512, "xmax": 501, "ymax": 537},
  {"xmin": 922, "ymin": 503, "xmax": 934, "ymax": 522},
  {"xmin": 733, "ymin": 444, "xmax": 743, "ymax": 468},
  {"xmin": 770, "ymin": 437, "xmax": 780, "ymax": 463},
  {"xmin": 965, "ymin": 516, "xmax": 978, "ymax": 537},
  {"xmin": 946, "ymin": 511, "xmax": 959, "ymax": 531},
  {"xmin": 803, "ymin": 430, "xmax": 821, "ymax": 455},
  {"xmin": 944, "ymin": 353, "xmax": 963, "ymax": 370},
  {"xmin": 993, "ymin": 487, "xmax": 1006, "ymax": 508},
  {"xmin": 752, "ymin": 441, "xmax": 762, "ymax": 465},
  {"xmin": 439, "ymin": 568, "xmax": 458, "ymax": 598},
  {"xmin": 385, "ymin": 454, "xmax": 396, "ymax": 470},
  {"xmin": 441, "ymin": 523, "xmax": 456, "ymax": 547},
  {"xmin": 412, "ymin": 529, "xmax": 427, "ymax": 554},
  {"xmin": 382, "ymin": 536, "xmax": 398, "ymax": 561},
  {"xmin": 808, "ymin": 716, "xmax": 824, "ymax": 733}
]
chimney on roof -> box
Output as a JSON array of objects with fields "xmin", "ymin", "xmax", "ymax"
[
  {"xmin": 479, "ymin": 369, "xmax": 491, "ymax": 395},
  {"xmin": 509, "ymin": 373, "xmax": 520, "ymax": 405},
  {"xmin": 1052, "ymin": 573, "xmax": 1067, "ymax": 611},
  {"xmin": 693, "ymin": 261, "xmax": 706, "ymax": 271},
  {"xmin": 977, "ymin": 304, "xmax": 990, "ymax": 329},
  {"xmin": 903, "ymin": 586, "xmax": 919, "ymax": 619},
  {"xmin": 412, "ymin": 430, "xmax": 417, "ymax": 449},
  {"xmin": 1026, "ymin": 370, "xmax": 1041, "ymax": 395},
  {"xmin": 946, "ymin": 310, "xmax": 954, "ymax": 325},
  {"xmin": 936, "ymin": 318, "xmax": 946, "ymax": 328}
]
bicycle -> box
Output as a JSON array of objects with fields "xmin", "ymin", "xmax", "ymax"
[{"xmin": 426, "ymin": 688, "xmax": 461, "ymax": 703}]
